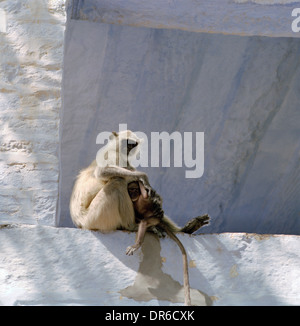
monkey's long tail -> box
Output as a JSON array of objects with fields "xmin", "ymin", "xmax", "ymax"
[{"xmin": 160, "ymin": 224, "xmax": 192, "ymax": 306}]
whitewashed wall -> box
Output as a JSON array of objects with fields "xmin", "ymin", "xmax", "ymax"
[
  {"xmin": 70, "ymin": 0, "xmax": 300, "ymax": 38},
  {"xmin": 0, "ymin": 0, "xmax": 66, "ymax": 226},
  {"xmin": 1, "ymin": 0, "xmax": 300, "ymax": 232},
  {"xmin": 0, "ymin": 0, "xmax": 300, "ymax": 307},
  {"xmin": 1, "ymin": 225, "xmax": 299, "ymax": 306},
  {"xmin": 1, "ymin": 1, "xmax": 299, "ymax": 232}
]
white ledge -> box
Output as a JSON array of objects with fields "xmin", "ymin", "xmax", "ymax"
[
  {"xmin": 0, "ymin": 224, "xmax": 299, "ymax": 305},
  {"xmin": 69, "ymin": 0, "xmax": 300, "ymax": 38}
]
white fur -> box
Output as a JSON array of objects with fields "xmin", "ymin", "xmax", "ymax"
[{"xmin": 70, "ymin": 130, "xmax": 142, "ymax": 231}]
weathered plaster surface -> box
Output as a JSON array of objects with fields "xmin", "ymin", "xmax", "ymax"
[
  {"xmin": 70, "ymin": 0, "xmax": 300, "ymax": 38},
  {"xmin": 0, "ymin": 225, "xmax": 299, "ymax": 306},
  {"xmin": 0, "ymin": 0, "xmax": 66, "ymax": 225}
]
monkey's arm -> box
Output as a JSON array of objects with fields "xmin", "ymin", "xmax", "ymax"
[
  {"xmin": 126, "ymin": 216, "xmax": 161, "ymax": 255},
  {"xmin": 96, "ymin": 165, "xmax": 149, "ymax": 185},
  {"xmin": 126, "ymin": 219, "xmax": 148, "ymax": 255}
]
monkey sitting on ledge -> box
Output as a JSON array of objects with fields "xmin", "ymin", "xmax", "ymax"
[{"xmin": 70, "ymin": 130, "xmax": 150, "ymax": 232}]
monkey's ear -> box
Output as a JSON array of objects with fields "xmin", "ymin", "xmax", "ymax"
[{"xmin": 109, "ymin": 131, "xmax": 118, "ymax": 140}]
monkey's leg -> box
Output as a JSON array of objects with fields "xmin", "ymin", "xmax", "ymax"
[
  {"xmin": 180, "ymin": 214, "xmax": 210, "ymax": 234},
  {"xmin": 126, "ymin": 219, "xmax": 148, "ymax": 255},
  {"xmin": 84, "ymin": 178, "xmax": 135, "ymax": 231}
]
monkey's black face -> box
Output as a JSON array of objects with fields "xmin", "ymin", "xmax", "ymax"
[
  {"xmin": 128, "ymin": 182, "xmax": 140, "ymax": 201},
  {"xmin": 127, "ymin": 140, "xmax": 138, "ymax": 154},
  {"xmin": 120, "ymin": 139, "xmax": 139, "ymax": 156}
]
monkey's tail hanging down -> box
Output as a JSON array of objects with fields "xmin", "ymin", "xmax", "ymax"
[{"xmin": 160, "ymin": 223, "xmax": 192, "ymax": 306}]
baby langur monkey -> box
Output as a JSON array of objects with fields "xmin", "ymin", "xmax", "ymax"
[{"xmin": 127, "ymin": 181, "xmax": 210, "ymax": 306}]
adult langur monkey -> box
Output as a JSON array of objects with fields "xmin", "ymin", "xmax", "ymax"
[
  {"xmin": 127, "ymin": 180, "xmax": 209, "ymax": 306},
  {"xmin": 70, "ymin": 130, "xmax": 148, "ymax": 231}
]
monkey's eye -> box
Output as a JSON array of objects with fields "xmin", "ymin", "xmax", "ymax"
[
  {"xmin": 127, "ymin": 141, "xmax": 138, "ymax": 153},
  {"xmin": 127, "ymin": 141, "xmax": 137, "ymax": 149}
]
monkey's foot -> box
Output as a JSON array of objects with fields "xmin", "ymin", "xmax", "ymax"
[
  {"xmin": 181, "ymin": 214, "xmax": 210, "ymax": 234},
  {"xmin": 149, "ymin": 225, "xmax": 166, "ymax": 238},
  {"xmin": 126, "ymin": 244, "xmax": 140, "ymax": 256}
]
